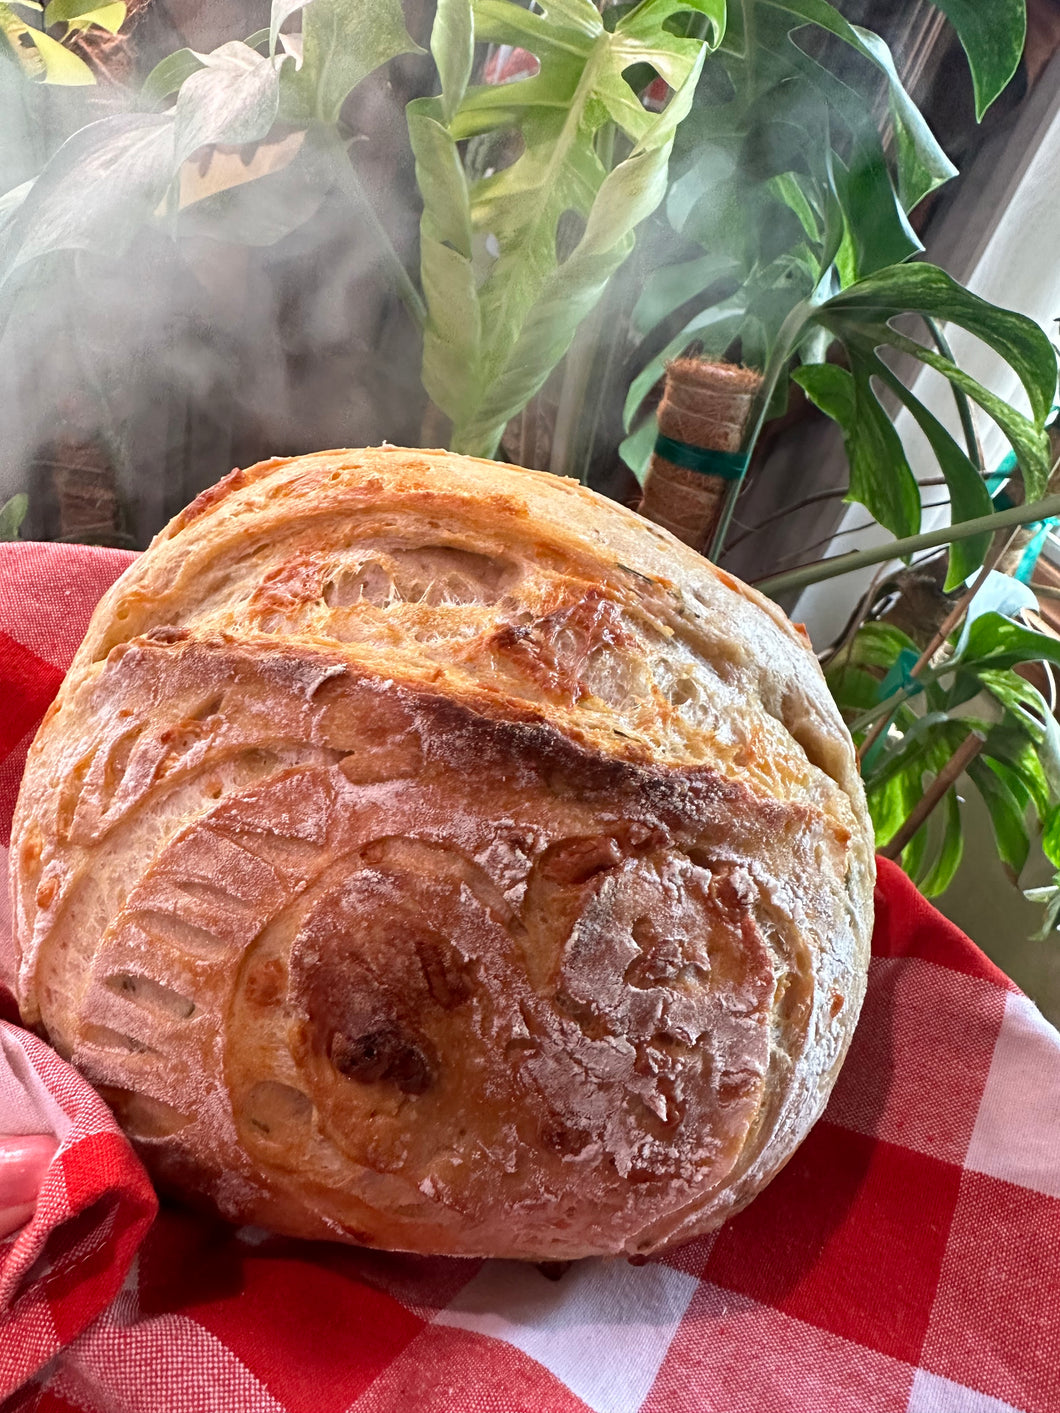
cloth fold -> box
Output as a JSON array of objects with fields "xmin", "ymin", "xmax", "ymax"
[
  {"xmin": 1, "ymin": 540, "xmax": 1059, "ymax": 1413},
  {"xmin": 0, "ymin": 1024, "xmax": 157, "ymax": 1398}
]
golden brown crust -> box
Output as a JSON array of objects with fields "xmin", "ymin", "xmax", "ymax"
[{"xmin": 10, "ymin": 447, "xmax": 874, "ymax": 1258}]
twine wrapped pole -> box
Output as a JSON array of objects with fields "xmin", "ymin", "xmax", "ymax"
[{"xmin": 638, "ymin": 360, "xmax": 762, "ymax": 556}]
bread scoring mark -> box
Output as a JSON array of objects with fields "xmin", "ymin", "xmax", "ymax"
[
  {"xmin": 540, "ymin": 1118, "xmax": 592, "ymax": 1156},
  {"xmin": 288, "ymin": 864, "xmax": 494, "ymax": 1105},
  {"xmin": 143, "ymin": 625, "xmax": 191, "ymax": 644},
  {"xmin": 97, "ymin": 1086, "xmax": 193, "ymax": 1138},
  {"xmin": 488, "ymin": 590, "xmax": 638, "ymax": 707},
  {"xmin": 126, "ymin": 906, "xmax": 235, "ymax": 958},
  {"xmin": 249, "ymin": 553, "xmax": 326, "ymax": 620},
  {"xmin": 241, "ymin": 1081, "xmax": 312, "ymax": 1138},
  {"xmin": 359, "ymin": 836, "xmax": 516, "ymax": 932},
  {"xmin": 244, "ymin": 958, "xmax": 286, "ymax": 1007},
  {"xmin": 322, "ymin": 545, "xmax": 521, "ymax": 610},
  {"xmin": 624, "ymin": 917, "xmax": 710, "ymax": 992},
  {"xmin": 105, "ymin": 972, "xmax": 197, "ymax": 1020},
  {"xmin": 80, "ymin": 1022, "xmax": 158, "ymax": 1055}
]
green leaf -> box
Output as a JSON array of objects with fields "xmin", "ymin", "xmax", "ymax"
[
  {"xmin": 618, "ymin": 413, "xmax": 658, "ymax": 484},
  {"xmin": 963, "ymin": 612, "xmax": 1060, "ymax": 674},
  {"xmin": 834, "ymin": 621, "xmax": 920, "ymax": 671},
  {"xmin": 869, "ymin": 358, "xmax": 993, "ymax": 589},
  {"xmin": 1036, "ymin": 893, "xmax": 1060, "ymax": 939},
  {"xmin": 630, "ymin": 251, "xmax": 739, "ymax": 337},
  {"xmin": 270, "ymin": 0, "xmax": 311, "ymax": 59},
  {"xmin": 977, "ymin": 667, "xmax": 1049, "ymax": 726},
  {"xmin": 918, "ymin": 788, "xmax": 964, "ymax": 897},
  {"xmin": 883, "ymin": 327, "xmax": 1053, "ymax": 500},
  {"xmin": 868, "ymin": 765, "xmax": 921, "ymax": 848},
  {"xmin": 864, "ymin": 716, "xmax": 966, "ymax": 848},
  {"xmin": 968, "ymin": 754, "xmax": 1030, "ymax": 880},
  {"xmin": 2, "ymin": 0, "xmax": 47, "ymax": 79},
  {"xmin": 794, "ymin": 359, "xmax": 921, "ymax": 539},
  {"xmin": 1, "ymin": 9, "xmax": 95, "ymax": 82},
  {"xmin": 793, "ymin": 359, "xmax": 852, "ymax": 423},
  {"xmin": 928, "ymin": 0, "xmax": 1026, "ymax": 120},
  {"xmin": 1, "ymin": 40, "xmax": 281, "ymax": 285},
  {"xmin": 825, "ymin": 662, "xmax": 882, "ymax": 715},
  {"xmin": 763, "ymin": 2, "xmax": 956, "ymax": 210},
  {"xmin": 1042, "ymin": 802, "xmax": 1060, "ymax": 869},
  {"xmin": 142, "ymin": 47, "xmax": 204, "ymax": 105},
  {"xmin": 43, "ymin": 0, "xmax": 125, "ymax": 33},
  {"xmin": 780, "ymin": 49, "xmax": 921, "ymax": 275},
  {"xmin": 405, "ymin": 0, "xmax": 476, "ymax": 404},
  {"xmin": 408, "ymin": 95, "xmax": 480, "ymax": 419},
  {"xmin": 982, "ymin": 753, "xmax": 1032, "ymax": 816},
  {"xmin": 417, "ymin": 0, "xmax": 717, "ymax": 456},
  {"xmin": 177, "ymin": 132, "xmax": 331, "ymax": 246},
  {"xmin": 0, "ymin": 491, "xmax": 28, "ymax": 539},
  {"xmin": 174, "ymin": 41, "xmax": 280, "ymax": 161},
  {"xmin": 28, "ymin": 32, "xmax": 93, "ymax": 83},
  {"xmin": 983, "ymin": 734, "xmax": 1050, "ymax": 821},
  {"xmin": 0, "ymin": 114, "xmax": 175, "ymax": 282},
  {"xmin": 984, "ymin": 674, "xmax": 1060, "ymax": 799},
  {"xmin": 900, "ymin": 817, "xmax": 930, "ymax": 882},
  {"xmin": 1027, "ymin": 874, "xmax": 1060, "ymax": 939},
  {"xmin": 0, "ymin": 177, "xmax": 33, "ymax": 229},
  {"xmin": 295, "ymin": 0, "xmax": 420, "ymax": 124},
  {"xmin": 823, "ymin": 263, "xmax": 1058, "ymax": 430},
  {"xmin": 431, "ymin": 0, "xmax": 473, "ymax": 123},
  {"xmin": 769, "ymin": 171, "xmax": 818, "ymax": 241}
]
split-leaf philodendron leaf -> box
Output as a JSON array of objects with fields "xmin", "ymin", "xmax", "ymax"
[{"xmin": 411, "ymin": 0, "xmax": 724, "ymax": 458}]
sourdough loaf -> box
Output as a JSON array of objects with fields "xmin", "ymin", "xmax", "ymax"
[{"xmin": 10, "ymin": 447, "xmax": 874, "ymax": 1259}]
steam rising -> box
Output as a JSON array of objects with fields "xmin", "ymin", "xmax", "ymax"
[{"xmin": 0, "ymin": 30, "xmax": 429, "ymax": 546}]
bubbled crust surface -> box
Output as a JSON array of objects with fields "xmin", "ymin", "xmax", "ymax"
[{"xmin": 10, "ymin": 447, "xmax": 874, "ymax": 1259}]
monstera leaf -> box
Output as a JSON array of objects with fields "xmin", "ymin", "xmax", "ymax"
[
  {"xmin": 796, "ymin": 264, "xmax": 1056, "ymax": 586},
  {"xmin": 620, "ymin": 0, "xmax": 1033, "ymax": 578},
  {"xmin": 410, "ymin": 0, "xmax": 725, "ymax": 458}
]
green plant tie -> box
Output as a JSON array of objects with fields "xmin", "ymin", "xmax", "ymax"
[
  {"xmin": 861, "ymin": 648, "xmax": 923, "ymax": 773},
  {"xmin": 653, "ymin": 434, "xmax": 750, "ymax": 481},
  {"xmin": 877, "ymin": 647, "xmax": 923, "ymax": 702}
]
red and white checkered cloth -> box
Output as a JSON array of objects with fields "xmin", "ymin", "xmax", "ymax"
[{"xmin": 2, "ymin": 539, "xmax": 1060, "ymax": 1413}]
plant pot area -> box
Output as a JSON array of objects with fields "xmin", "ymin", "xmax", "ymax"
[{"xmin": 3, "ymin": 0, "xmax": 1060, "ymax": 964}]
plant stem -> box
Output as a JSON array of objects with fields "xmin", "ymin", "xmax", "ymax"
[
  {"xmin": 727, "ymin": 479, "xmax": 950, "ymax": 551},
  {"xmin": 322, "ymin": 131, "xmax": 427, "ymax": 332},
  {"xmin": 924, "ymin": 316, "xmax": 982, "ymax": 471},
  {"xmin": 754, "ymin": 492, "xmax": 1060, "ymax": 598},
  {"xmin": 849, "ymin": 661, "xmax": 950, "ymax": 736},
  {"xmin": 855, "ymin": 557, "xmax": 992, "ymax": 764},
  {"xmin": 708, "ymin": 295, "xmax": 818, "ymax": 561},
  {"xmin": 878, "ymin": 728, "xmax": 986, "ymax": 861}
]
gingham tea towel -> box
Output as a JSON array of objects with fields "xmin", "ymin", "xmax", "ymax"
[{"xmin": 2, "ymin": 539, "xmax": 1059, "ymax": 1413}]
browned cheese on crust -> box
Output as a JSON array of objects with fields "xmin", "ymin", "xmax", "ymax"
[{"xmin": 9, "ymin": 447, "xmax": 875, "ymax": 1259}]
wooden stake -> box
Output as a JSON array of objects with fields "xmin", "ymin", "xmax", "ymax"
[{"xmin": 878, "ymin": 729, "xmax": 986, "ymax": 861}]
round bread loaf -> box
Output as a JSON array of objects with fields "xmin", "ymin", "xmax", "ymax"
[{"xmin": 10, "ymin": 447, "xmax": 874, "ymax": 1259}]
